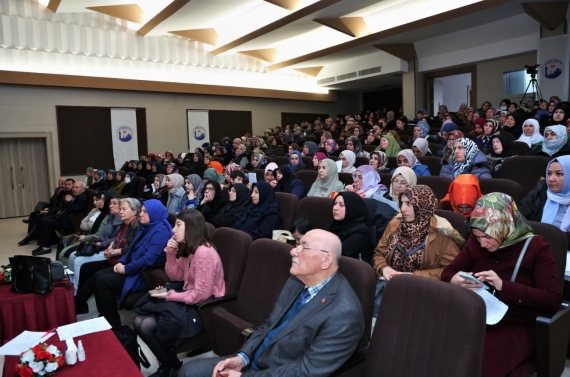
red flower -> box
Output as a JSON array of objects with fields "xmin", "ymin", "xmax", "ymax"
[
  {"xmin": 56, "ymin": 355, "xmax": 64, "ymax": 367},
  {"xmin": 15, "ymin": 363, "xmax": 22, "ymax": 373},
  {"xmin": 37, "ymin": 350, "xmax": 54, "ymax": 362},
  {"xmin": 18, "ymin": 366, "xmax": 33, "ymax": 377},
  {"xmin": 31, "ymin": 344, "xmax": 44, "ymax": 355}
]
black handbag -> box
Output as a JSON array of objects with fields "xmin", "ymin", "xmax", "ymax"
[
  {"xmin": 9, "ymin": 255, "xmax": 53, "ymax": 295},
  {"xmin": 75, "ymin": 242, "xmax": 100, "ymax": 257}
]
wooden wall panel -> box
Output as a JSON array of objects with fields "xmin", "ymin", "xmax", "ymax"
[{"xmin": 207, "ymin": 110, "xmax": 253, "ymax": 145}]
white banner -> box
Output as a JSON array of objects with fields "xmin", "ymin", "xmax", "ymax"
[
  {"xmin": 538, "ymin": 34, "xmax": 570, "ymax": 101},
  {"xmin": 111, "ymin": 109, "xmax": 139, "ymax": 170},
  {"xmin": 187, "ymin": 110, "xmax": 210, "ymax": 152}
]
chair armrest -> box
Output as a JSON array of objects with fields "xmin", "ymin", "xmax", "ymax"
[
  {"xmin": 196, "ymin": 295, "xmax": 238, "ymax": 311},
  {"xmin": 535, "ymin": 304, "xmax": 570, "ymax": 377}
]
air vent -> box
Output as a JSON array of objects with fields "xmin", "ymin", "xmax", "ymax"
[
  {"xmin": 359, "ymin": 66, "xmax": 382, "ymax": 76},
  {"xmin": 317, "ymin": 76, "xmax": 336, "ymax": 85},
  {"xmin": 337, "ymin": 72, "xmax": 357, "ymax": 81}
]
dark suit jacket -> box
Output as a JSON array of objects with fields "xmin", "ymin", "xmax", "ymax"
[
  {"xmin": 60, "ymin": 192, "xmax": 87, "ymax": 229},
  {"xmin": 240, "ymin": 273, "xmax": 364, "ymax": 377}
]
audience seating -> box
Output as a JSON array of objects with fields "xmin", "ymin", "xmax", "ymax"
[
  {"xmin": 85, "ymin": 189, "xmax": 96, "ymax": 211},
  {"xmin": 362, "ymin": 145, "xmax": 376, "ymax": 153},
  {"xmin": 328, "ymin": 156, "xmax": 339, "ymax": 161},
  {"xmin": 387, "ymin": 157, "xmax": 397, "ymax": 170},
  {"xmin": 252, "ymin": 169, "xmax": 265, "ymax": 183},
  {"xmin": 295, "ymin": 196, "xmax": 333, "ymax": 229},
  {"xmin": 464, "ymin": 134, "xmax": 477, "ymax": 141},
  {"xmin": 167, "ymin": 213, "xmax": 176, "ymax": 227},
  {"xmin": 177, "ymin": 166, "xmax": 188, "ymax": 176},
  {"xmin": 398, "ymin": 129, "xmax": 413, "ymax": 136},
  {"xmin": 273, "ymin": 156, "xmax": 289, "ymax": 166},
  {"xmin": 428, "ymin": 143, "xmax": 444, "ymax": 154},
  {"xmin": 512, "ymin": 141, "xmax": 530, "ymax": 156},
  {"xmin": 275, "ymin": 192, "xmax": 299, "ymax": 230},
  {"xmin": 417, "ymin": 156, "xmax": 442, "ymax": 176},
  {"xmin": 69, "ymin": 213, "xmax": 86, "ymax": 234},
  {"xmin": 136, "ymin": 177, "xmax": 146, "ymax": 198},
  {"xmin": 350, "ymin": 275, "xmax": 486, "ymax": 377},
  {"xmin": 417, "ymin": 176, "xmax": 452, "ymax": 200},
  {"xmin": 302, "ymin": 156, "xmax": 313, "ymax": 168},
  {"xmin": 478, "ymin": 178, "xmax": 524, "ymax": 204},
  {"xmin": 380, "ymin": 173, "xmax": 392, "ymax": 186},
  {"xmin": 209, "ymin": 239, "xmax": 294, "ymax": 356},
  {"xmin": 527, "ymin": 221, "xmax": 570, "ymax": 377},
  {"xmin": 399, "ymin": 135, "xmax": 411, "ymax": 145},
  {"xmin": 221, "ymin": 186, "xmax": 229, "ymax": 202},
  {"xmin": 331, "ymin": 130, "xmax": 340, "ymax": 139},
  {"xmin": 213, "ymin": 157, "xmax": 224, "ymax": 165},
  {"xmin": 338, "ymin": 172, "xmax": 354, "ymax": 187},
  {"xmin": 304, "ymin": 134, "xmax": 317, "ymax": 143},
  {"xmin": 294, "ymin": 170, "xmax": 317, "ymax": 192},
  {"xmin": 500, "ymin": 156, "xmax": 550, "ymax": 195},
  {"xmin": 434, "ymin": 209, "xmax": 469, "ymax": 241},
  {"xmin": 355, "ymin": 157, "xmax": 369, "ymax": 168}
]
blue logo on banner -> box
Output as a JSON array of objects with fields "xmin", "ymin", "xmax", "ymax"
[
  {"xmin": 117, "ymin": 126, "xmax": 133, "ymax": 142},
  {"xmin": 544, "ymin": 59, "xmax": 564, "ymax": 79},
  {"xmin": 193, "ymin": 126, "xmax": 206, "ymax": 141}
]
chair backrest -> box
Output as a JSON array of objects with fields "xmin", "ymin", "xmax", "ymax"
[
  {"xmin": 512, "ymin": 141, "xmax": 530, "ymax": 156},
  {"xmin": 355, "ymin": 157, "xmax": 369, "ymax": 168},
  {"xmin": 417, "ymin": 156, "xmax": 442, "ymax": 176},
  {"xmin": 528, "ymin": 221, "xmax": 567, "ymax": 287},
  {"xmin": 234, "ymin": 239, "xmax": 294, "ymax": 325},
  {"xmin": 434, "ymin": 209, "xmax": 469, "ymax": 241},
  {"xmin": 428, "ymin": 143, "xmax": 444, "ymax": 153},
  {"xmin": 273, "ymin": 156, "xmax": 289, "ymax": 166},
  {"xmin": 177, "ymin": 166, "xmax": 188, "ymax": 176},
  {"xmin": 302, "ymin": 156, "xmax": 313, "ymax": 168},
  {"xmin": 500, "ymin": 156, "xmax": 550, "ymax": 195},
  {"xmin": 213, "ymin": 157, "xmax": 224, "ymax": 164},
  {"xmin": 252, "ymin": 169, "xmax": 265, "ymax": 183},
  {"xmin": 362, "ymin": 144, "xmax": 377, "ymax": 152},
  {"xmin": 206, "ymin": 222, "xmax": 216, "ymax": 239},
  {"xmin": 338, "ymin": 172, "xmax": 354, "ymax": 186},
  {"xmin": 478, "ymin": 178, "xmax": 524, "ymax": 204},
  {"xmin": 275, "ymin": 192, "xmax": 299, "ymax": 230},
  {"xmin": 416, "ymin": 176, "xmax": 452, "ymax": 200},
  {"xmin": 85, "ymin": 189, "xmax": 96, "ymax": 211},
  {"xmin": 212, "ymin": 227, "xmax": 253, "ymax": 296},
  {"xmin": 331, "ymin": 130, "xmax": 340, "ymax": 139},
  {"xmin": 388, "ymin": 156, "xmax": 397, "ymax": 170},
  {"xmin": 464, "ymin": 133, "xmax": 477, "ymax": 141},
  {"xmin": 380, "ymin": 173, "xmax": 393, "ymax": 186},
  {"xmin": 328, "ymin": 156, "xmax": 338, "ymax": 161},
  {"xmin": 136, "ymin": 177, "xmax": 146, "ymax": 198},
  {"xmin": 295, "ymin": 170, "xmax": 317, "ymax": 192},
  {"xmin": 296, "ymin": 196, "xmax": 333, "ymax": 229},
  {"xmin": 167, "ymin": 213, "xmax": 176, "ymax": 227},
  {"xmin": 368, "ymin": 275, "xmax": 486, "ymax": 377},
  {"xmin": 399, "ymin": 135, "xmax": 412, "ymax": 145},
  {"xmin": 221, "ymin": 186, "xmax": 229, "ymax": 202}
]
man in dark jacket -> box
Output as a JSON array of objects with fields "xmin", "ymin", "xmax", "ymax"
[{"xmin": 32, "ymin": 181, "xmax": 88, "ymax": 255}]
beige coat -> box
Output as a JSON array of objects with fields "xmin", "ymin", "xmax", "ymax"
[{"xmin": 373, "ymin": 215, "xmax": 464, "ymax": 280}]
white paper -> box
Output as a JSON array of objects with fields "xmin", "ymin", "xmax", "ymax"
[
  {"xmin": 474, "ymin": 288, "xmax": 508, "ymax": 325},
  {"xmin": 64, "ymin": 268, "xmax": 74, "ymax": 275},
  {"xmin": 56, "ymin": 317, "xmax": 111, "ymax": 341},
  {"xmin": 248, "ymin": 173, "xmax": 257, "ymax": 184},
  {"xmin": 0, "ymin": 331, "xmax": 55, "ymax": 356}
]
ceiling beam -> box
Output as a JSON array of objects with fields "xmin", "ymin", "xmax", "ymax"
[
  {"xmin": 521, "ymin": 1, "xmax": 568, "ymax": 30},
  {"xmin": 238, "ymin": 48, "xmax": 278, "ymax": 63},
  {"xmin": 269, "ymin": 0, "xmax": 518, "ymax": 71},
  {"xmin": 212, "ymin": 0, "xmax": 342, "ymax": 56},
  {"xmin": 294, "ymin": 66, "xmax": 324, "ymax": 76},
  {"xmin": 47, "ymin": 0, "xmax": 61, "ymax": 12},
  {"xmin": 374, "ymin": 43, "xmax": 416, "ymax": 61},
  {"xmin": 169, "ymin": 29, "xmax": 219, "ymax": 45},
  {"xmin": 86, "ymin": 4, "xmax": 144, "ymax": 24},
  {"xmin": 314, "ymin": 17, "xmax": 370, "ymax": 38},
  {"xmin": 138, "ymin": 0, "xmax": 192, "ymax": 36},
  {"xmin": 264, "ymin": 0, "xmax": 302, "ymax": 11}
]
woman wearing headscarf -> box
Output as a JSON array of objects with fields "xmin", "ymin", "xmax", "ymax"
[
  {"xmin": 346, "ymin": 136, "xmax": 369, "ymax": 158},
  {"xmin": 162, "ymin": 151, "xmax": 175, "ymax": 166},
  {"xmin": 517, "ymin": 118, "xmax": 544, "ymax": 147},
  {"xmin": 165, "ymin": 162, "xmax": 179, "ymax": 175},
  {"xmin": 121, "ymin": 172, "xmax": 138, "ymax": 197},
  {"xmin": 375, "ymin": 134, "xmax": 401, "ymax": 157},
  {"xmin": 392, "ymin": 149, "xmax": 431, "ymax": 176},
  {"xmin": 541, "ymin": 103, "xmax": 569, "ymax": 130},
  {"xmin": 203, "ymin": 167, "xmax": 225, "ymax": 184},
  {"xmin": 375, "ymin": 185, "xmax": 462, "ymax": 281},
  {"xmin": 470, "ymin": 117, "xmax": 485, "ymax": 139},
  {"xmin": 273, "ymin": 165, "xmax": 306, "ymax": 200},
  {"xmin": 233, "ymin": 181, "xmax": 281, "ymax": 240},
  {"xmin": 221, "ymin": 143, "xmax": 234, "ymax": 165},
  {"xmin": 440, "ymin": 174, "xmax": 483, "ymax": 218},
  {"xmin": 94, "ymin": 199, "xmax": 170, "ymax": 328},
  {"xmin": 101, "ymin": 169, "xmax": 116, "ymax": 191},
  {"xmin": 440, "ymin": 138, "xmax": 492, "ymax": 179},
  {"xmin": 266, "ymin": 136, "xmax": 285, "ymax": 158},
  {"xmin": 441, "ymin": 130, "xmax": 464, "ymax": 162},
  {"xmin": 165, "ymin": 173, "xmax": 186, "ymax": 214},
  {"xmin": 502, "ymin": 112, "xmax": 523, "ymax": 139},
  {"xmin": 439, "ymin": 122, "xmax": 459, "ymax": 146},
  {"xmin": 302, "ymin": 141, "xmax": 319, "ymax": 158},
  {"xmin": 110, "ymin": 170, "xmax": 127, "ymax": 194},
  {"xmin": 89, "ymin": 170, "xmax": 105, "ymax": 192},
  {"xmin": 312, "ymin": 152, "xmax": 327, "ymax": 171},
  {"xmin": 442, "ymin": 193, "xmax": 562, "ymax": 377},
  {"xmin": 208, "ymin": 183, "xmax": 251, "ymax": 228},
  {"xmin": 253, "ymin": 137, "xmax": 267, "ymax": 153},
  {"xmin": 339, "ymin": 150, "xmax": 357, "ymax": 174},
  {"xmin": 287, "ymin": 150, "xmax": 307, "ymax": 173},
  {"xmin": 186, "ymin": 152, "xmax": 205, "ymax": 177},
  {"xmin": 324, "ymin": 139, "xmax": 341, "ymax": 157},
  {"xmin": 528, "ymin": 125, "xmax": 570, "ymax": 158},
  {"xmin": 369, "ymin": 151, "xmax": 390, "ymax": 173},
  {"xmin": 487, "ymin": 134, "xmax": 518, "ymax": 177},
  {"xmin": 152, "ymin": 173, "xmax": 169, "ymax": 206},
  {"xmin": 327, "ymin": 192, "xmax": 375, "ymax": 263},
  {"xmin": 409, "ymin": 120, "xmax": 430, "ymax": 148},
  {"xmin": 318, "ymin": 132, "xmax": 333, "ymax": 148},
  {"xmin": 146, "ymin": 162, "xmax": 165, "ymax": 190},
  {"xmin": 412, "ymin": 138, "xmax": 432, "ymax": 157},
  {"xmin": 476, "ymin": 119, "xmax": 500, "ymax": 149},
  {"xmin": 85, "ymin": 167, "xmax": 94, "ymax": 186},
  {"xmin": 307, "ymin": 158, "xmax": 344, "ymax": 197},
  {"xmin": 199, "ymin": 180, "xmax": 228, "ymax": 224},
  {"xmin": 177, "ymin": 174, "xmax": 203, "ymax": 213},
  {"xmin": 387, "ymin": 166, "xmax": 417, "ymax": 203},
  {"xmin": 345, "ymin": 165, "xmax": 398, "ymax": 211},
  {"xmin": 245, "ymin": 152, "xmax": 268, "ymax": 171}
]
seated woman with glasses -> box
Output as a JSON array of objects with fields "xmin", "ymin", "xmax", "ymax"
[
  {"xmin": 233, "ymin": 181, "xmax": 281, "ymax": 240},
  {"xmin": 440, "ymin": 174, "xmax": 483, "ymax": 218},
  {"xmin": 440, "ymin": 138, "xmax": 492, "ymax": 179},
  {"xmin": 345, "ymin": 165, "xmax": 398, "ymax": 210},
  {"xmin": 199, "ymin": 180, "xmax": 228, "ymax": 224},
  {"xmin": 440, "ymin": 130, "xmax": 463, "ymax": 161},
  {"xmin": 386, "ymin": 166, "xmax": 417, "ymax": 204},
  {"xmin": 327, "ymin": 191, "xmax": 375, "ymax": 264},
  {"xmin": 391, "ymin": 149, "xmax": 431, "ymax": 176},
  {"xmin": 209, "ymin": 183, "xmax": 251, "ymax": 228}
]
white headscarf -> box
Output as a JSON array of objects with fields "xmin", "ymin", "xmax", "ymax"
[
  {"xmin": 340, "ymin": 150, "xmax": 356, "ymax": 173},
  {"xmin": 517, "ymin": 118, "xmax": 544, "ymax": 147},
  {"xmin": 412, "ymin": 138, "xmax": 431, "ymax": 156}
]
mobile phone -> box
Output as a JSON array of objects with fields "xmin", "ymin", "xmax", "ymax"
[
  {"xmin": 149, "ymin": 287, "xmax": 167, "ymax": 295},
  {"xmin": 459, "ymin": 272, "xmax": 490, "ymax": 290}
]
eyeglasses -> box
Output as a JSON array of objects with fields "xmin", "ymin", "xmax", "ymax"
[
  {"xmin": 297, "ymin": 244, "xmax": 329, "ymax": 254},
  {"xmin": 392, "ymin": 179, "xmax": 408, "ymax": 187}
]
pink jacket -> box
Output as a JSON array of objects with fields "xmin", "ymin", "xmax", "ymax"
[{"xmin": 164, "ymin": 244, "xmax": 225, "ymax": 305}]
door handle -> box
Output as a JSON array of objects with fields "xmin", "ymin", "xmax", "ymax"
[
  {"xmin": 10, "ymin": 167, "xmax": 14, "ymax": 189},
  {"xmin": 20, "ymin": 166, "xmax": 24, "ymax": 189}
]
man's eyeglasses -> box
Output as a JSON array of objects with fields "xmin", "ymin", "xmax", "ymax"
[{"xmin": 297, "ymin": 244, "xmax": 329, "ymax": 254}]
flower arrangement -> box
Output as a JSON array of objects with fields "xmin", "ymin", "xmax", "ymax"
[{"xmin": 15, "ymin": 343, "xmax": 64, "ymax": 377}]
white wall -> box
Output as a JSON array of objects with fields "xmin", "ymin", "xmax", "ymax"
[
  {"xmin": 0, "ymin": 84, "xmax": 359, "ymax": 182},
  {"xmin": 434, "ymin": 73, "xmax": 471, "ymax": 114}
]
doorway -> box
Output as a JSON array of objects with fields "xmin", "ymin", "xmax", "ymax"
[
  {"xmin": 0, "ymin": 138, "xmax": 50, "ymax": 218},
  {"xmin": 432, "ymin": 73, "xmax": 472, "ymax": 115}
]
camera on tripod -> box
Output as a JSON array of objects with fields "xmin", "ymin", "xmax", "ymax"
[{"xmin": 525, "ymin": 64, "xmax": 540, "ymax": 77}]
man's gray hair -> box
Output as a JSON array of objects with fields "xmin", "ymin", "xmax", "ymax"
[
  {"xmin": 76, "ymin": 181, "xmax": 86, "ymax": 190},
  {"xmin": 120, "ymin": 197, "xmax": 141, "ymax": 214}
]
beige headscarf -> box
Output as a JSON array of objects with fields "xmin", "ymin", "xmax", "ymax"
[
  {"xmin": 307, "ymin": 159, "xmax": 344, "ymax": 197},
  {"xmin": 389, "ymin": 166, "xmax": 417, "ymax": 201}
]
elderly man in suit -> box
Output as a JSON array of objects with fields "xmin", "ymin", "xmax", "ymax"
[{"xmin": 178, "ymin": 229, "xmax": 364, "ymax": 377}]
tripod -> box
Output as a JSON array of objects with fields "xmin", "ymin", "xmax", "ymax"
[{"xmin": 520, "ymin": 74, "xmax": 543, "ymax": 106}]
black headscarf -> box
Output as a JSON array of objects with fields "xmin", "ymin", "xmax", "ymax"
[
  {"xmin": 543, "ymin": 103, "xmax": 569, "ymax": 129},
  {"xmin": 327, "ymin": 192, "xmax": 368, "ymax": 236},
  {"xmin": 200, "ymin": 180, "xmax": 228, "ymax": 216},
  {"xmin": 273, "ymin": 165, "xmax": 294, "ymax": 194},
  {"xmin": 222, "ymin": 183, "xmax": 251, "ymax": 217},
  {"xmin": 502, "ymin": 112, "xmax": 523, "ymax": 139},
  {"xmin": 233, "ymin": 181, "xmax": 279, "ymax": 230},
  {"xmin": 490, "ymin": 134, "xmax": 517, "ymax": 158}
]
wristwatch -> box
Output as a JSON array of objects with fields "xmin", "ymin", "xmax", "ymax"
[{"xmin": 111, "ymin": 250, "xmax": 115, "ymax": 256}]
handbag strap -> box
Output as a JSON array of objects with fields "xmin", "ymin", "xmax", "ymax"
[{"xmin": 511, "ymin": 236, "xmax": 533, "ymax": 283}]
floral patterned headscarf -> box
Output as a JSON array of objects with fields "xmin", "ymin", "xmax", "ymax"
[{"xmin": 469, "ymin": 192, "xmax": 534, "ymax": 248}]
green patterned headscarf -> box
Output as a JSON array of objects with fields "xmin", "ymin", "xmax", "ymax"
[
  {"xmin": 469, "ymin": 192, "xmax": 534, "ymax": 248},
  {"xmin": 375, "ymin": 134, "xmax": 401, "ymax": 157}
]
